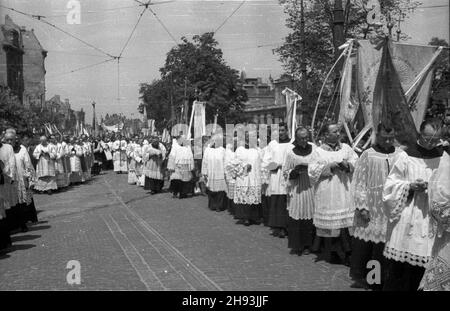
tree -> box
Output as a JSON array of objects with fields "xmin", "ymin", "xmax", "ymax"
[
  {"xmin": 425, "ymin": 37, "xmax": 449, "ymax": 120},
  {"xmin": 139, "ymin": 79, "xmax": 172, "ymax": 130},
  {"xmin": 0, "ymin": 86, "xmax": 43, "ymax": 135},
  {"xmin": 139, "ymin": 32, "xmax": 248, "ymax": 130},
  {"xmin": 275, "ymin": 0, "xmax": 420, "ymax": 126}
]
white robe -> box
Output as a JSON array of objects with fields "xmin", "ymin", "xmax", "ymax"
[
  {"xmin": 33, "ymin": 143, "xmax": 58, "ymax": 191},
  {"xmin": 143, "ymin": 143, "xmax": 166, "ymax": 180},
  {"xmin": 201, "ymin": 146, "xmax": 227, "ymax": 192},
  {"xmin": 351, "ymin": 147, "xmax": 402, "ymax": 244},
  {"xmin": 0, "ymin": 143, "xmax": 18, "ymax": 214},
  {"xmin": 113, "ymin": 140, "xmax": 128, "ymax": 172},
  {"xmin": 168, "ymin": 145, "xmax": 194, "ymax": 182},
  {"xmin": 282, "ymin": 143, "xmax": 316, "ymax": 220},
  {"xmin": 232, "ymin": 146, "xmax": 262, "ymax": 205},
  {"xmin": 262, "ymin": 140, "xmax": 294, "ymax": 196},
  {"xmin": 224, "ymin": 146, "xmax": 236, "ymax": 199},
  {"xmin": 33, "ymin": 144, "xmax": 57, "ymax": 178},
  {"xmin": 82, "ymin": 142, "xmax": 92, "ymax": 181},
  {"xmin": 383, "ymin": 150, "xmax": 442, "ymax": 267},
  {"xmin": 419, "ymin": 151, "xmax": 450, "ymax": 290},
  {"xmin": 55, "ymin": 143, "xmax": 69, "ymax": 188},
  {"xmin": 69, "ymin": 144, "xmax": 84, "ymax": 183},
  {"xmin": 126, "ymin": 142, "xmax": 137, "ymax": 184},
  {"xmin": 308, "ymin": 143, "xmax": 358, "ymax": 232},
  {"xmin": 14, "ymin": 146, "xmax": 35, "ymax": 205}
]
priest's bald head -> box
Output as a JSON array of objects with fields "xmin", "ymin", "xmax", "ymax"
[
  {"xmin": 5, "ymin": 128, "xmax": 16, "ymax": 135},
  {"xmin": 324, "ymin": 123, "xmax": 342, "ymax": 145},
  {"xmin": 40, "ymin": 135, "xmax": 48, "ymax": 145},
  {"xmin": 4, "ymin": 131, "xmax": 16, "ymax": 146},
  {"xmin": 418, "ymin": 118, "xmax": 442, "ymax": 150}
]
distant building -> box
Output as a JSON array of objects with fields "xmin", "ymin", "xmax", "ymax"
[
  {"xmin": 0, "ymin": 15, "xmax": 24, "ymax": 102},
  {"xmin": 0, "ymin": 15, "xmax": 46, "ymax": 106},
  {"xmin": 45, "ymin": 95, "xmax": 85, "ymax": 132},
  {"xmin": 22, "ymin": 28, "xmax": 47, "ymax": 108},
  {"xmin": 240, "ymin": 71, "xmax": 296, "ymax": 125}
]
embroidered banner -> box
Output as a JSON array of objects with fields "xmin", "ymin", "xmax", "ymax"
[
  {"xmin": 372, "ymin": 40, "xmax": 417, "ymax": 146},
  {"xmin": 357, "ymin": 40, "xmax": 438, "ymax": 131}
]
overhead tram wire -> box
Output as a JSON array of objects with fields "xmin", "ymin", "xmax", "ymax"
[
  {"xmin": 23, "ymin": 48, "xmax": 103, "ymax": 58},
  {"xmin": 214, "ymin": 0, "xmax": 247, "ymax": 34},
  {"xmin": 46, "ymin": 58, "xmax": 116, "ymax": 78},
  {"xmin": 118, "ymin": 7, "xmax": 147, "ymax": 58},
  {"xmin": 38, "ymin": 19, "xmax": 116, "ymax": 59},
  {"xmin": 0, "ymin": 4, "xmax": 117, "ymax": 60},
  {"xmin": 115, "ymin": 5, "xmax": 148, "ymax": 103},
  {"xmin": 44, "ymin": 4, "xmax": 142, "ymax": 18},
  {"xmin": 147, "ymin": 6, "xmax": 179, "ymax": 45}
]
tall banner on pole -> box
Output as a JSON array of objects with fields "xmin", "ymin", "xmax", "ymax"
[
  {"xmin": 357, "ymin": 39, "xmax": 441, "ymax": 130},
  {"xmin": 187, "ymin": 101, "xmax": 206, "ymax": 159},
  {"xmin": 187, "ymin": 101, "xmax": 206, "ymax": 139},
  {"xmin": 372, "ymin": 40, "xmax": 417, "ymax": 146},
  {"xmin": 282, "ymin": 88, "xmax": 302, "ymax": 141}
]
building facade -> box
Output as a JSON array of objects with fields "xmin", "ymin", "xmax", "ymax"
[
  {"xmin": 0, "ymin": 15, "xmax": 46, "ymax": 106},
  {"xmin": 45, "ymin": 95, "xmax": 85, "ymax": 132},
  {"xmin": 240, "ymin": 72, "xmax": 297, "ymax": 125},
  {"xmin": 22, "ymin": 28, "xmax": 47, "ymax": 108},
  {"xmin": 0, "ymin": 15, "xmax": 24, "ymax": 102}
]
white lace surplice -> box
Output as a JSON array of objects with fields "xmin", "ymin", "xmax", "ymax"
[
  {"xmin": 201, "ymin": 147, "xmax": 227, "ymax": 192},
  {"xmin": 143, "ymin": 143, "xmax": 166, "ymax": 180},
  {"xmin": 133, "ymin": 145, "xmax": 144, "ymax": 176},
  {"xmin": 169, "ymin": 145, "xmax": 194, "ymax": 182},
  {"xmin": 259, "ymin": 145, "xmax": 270, "ymax": 196},
  {"xmin": 308, "ymin": 143, "xmax": 358, "ymax": 230},
  {"xmin": 14, "ymin": 146, "xmax": 35, "ymax": 205},
  {"xmin": 33, "ymin": 144, "xmax": 56, "ymax": 178},
  {"xmin": 232, "ymin": 147, "xmax": 261, "ymax": 205},
  {"xmin": 282, "ymin": 145, "xmax": 316, "ymax": 220},
  {"xmin": 0, "ymin": 143, "xmax": 18, "ymax": 213},
  {"xmin": 420, "ymin": 151, "xmax": 450, "ymax": 290},
  {"xmin": 112, "ymin": 140, "xmax": 128, "ymax": 172},
  {"xmin": 224, "ymin": 147, "xmax": 236, "ymax": 199},
  {"xmin": 262, "ymin": 140, "xmax": 294, "ymax": 196},
  {"xmin": 352, "ymin": 147, "xmax": 402, "ymax": 244},
  {"xmin": 383, "ymin": 151, "xmax": 441, "ymax": 267}
]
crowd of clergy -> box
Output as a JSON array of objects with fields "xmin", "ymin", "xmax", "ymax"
[{"xmin": 1, "ymin": 118, "xmax": 448, "ymax": 291}]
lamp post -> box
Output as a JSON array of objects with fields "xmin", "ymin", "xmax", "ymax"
[{"xmin": 92, "ymin": 101, "xmax": 96, "ymax": 136}]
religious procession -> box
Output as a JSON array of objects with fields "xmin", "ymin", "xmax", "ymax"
[{"xmin": 1, "ymin": 0, "xmax": 449, "ymax": 295}]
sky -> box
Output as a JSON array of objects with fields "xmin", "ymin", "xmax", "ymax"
[{"xmin": 0, "ymin": 0, "xmax": 449, "ymax": 123}]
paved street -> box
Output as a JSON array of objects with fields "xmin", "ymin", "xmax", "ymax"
[{"xmin": 0, "ymin": 171, "xmax": 362, "ymax": 291}]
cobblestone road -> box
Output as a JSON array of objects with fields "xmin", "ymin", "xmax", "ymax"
[{"xmin": 0, "ymin": 171, "xmax": 363, "ymax": 291}]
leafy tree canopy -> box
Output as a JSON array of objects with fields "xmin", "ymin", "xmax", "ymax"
[
  {"xmin": 139, "ymin": 32, "xmax": 248, "ymax": 130},
  {"xmin": 275, "ymin": 0, "xmax": 420, "ymax": 125}
]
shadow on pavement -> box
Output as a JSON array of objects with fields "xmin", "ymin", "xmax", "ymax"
[
  {"xmin": 124, "ymin": 195, "xmax": 153, "ymax": 205},
  {"xmin": 27, "ymin": 225, "xmax": 51, "ymax": 232},
  {"xmin": 11, "ymin": 234, "xmax": 41, "ymax": 243},
  {"xmin": 4, "ymin": 244, "xmax": 36, "ymax": 253}
]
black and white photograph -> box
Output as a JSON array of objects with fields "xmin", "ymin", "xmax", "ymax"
[{"xmin": 0, "ymin": 0, "xmax": 449, "ymax": 296}]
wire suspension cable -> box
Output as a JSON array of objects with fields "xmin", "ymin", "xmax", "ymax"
[
  {"xmin": 47, "ymin": 58, "xmax": 115, "ymax": 78},
  {"xmin": 118, "ymin": 7, "xmax": 147, "ymax": 58},
  {"xmin": 0, "ymin": 4, "xmax": 116, "ymax": 59},
  {"xmin": 147, "ymin": 7, "xmax": 178, "ymax": 44},
  {"xmin": 24, "ymin": 47, "xmax": 112, "ymax": 58},
  {"xmin": 39, "ymin": 19, "xmax": 116, "ymax": 58},
  {"xmin": 44, "ymin": 5, "xmax": 142, "ymax": 18},
  {"xmin": 214, "ymin": 0, "xmax": 247, "ymax": 34}
]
